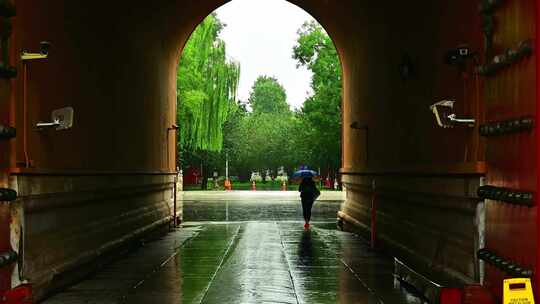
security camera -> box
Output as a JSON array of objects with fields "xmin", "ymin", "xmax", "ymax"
[
  {"xmin": 444, "ymin": 45, "xmax": 474, "ymax": 66},
  {"xmin": 430, "ymin": 100, "xmax": 475, "ymax": 128},
  {"xmin": 40, "ymin": 41, "xmax": 51, "ymax": 55}
]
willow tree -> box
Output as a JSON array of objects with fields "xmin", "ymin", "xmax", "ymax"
[{"xmin": 177, "ymin": 14, "xmax": 240, "ymax": 154}]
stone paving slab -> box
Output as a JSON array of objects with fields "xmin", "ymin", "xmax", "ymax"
[
  {"xmin": 42, "ymin": 227, "xmax": 200, "ymax": 304},
  {"xmin": 182, "ymin": 196, "xmax": 342, "ymax": 222},
  {"xmin": 43, "ymin": 222, "xmax": 425, "ymax": 304},
  {"xmin": 43, "ymin": 196, "xmax": 425, "ymax": 304}
]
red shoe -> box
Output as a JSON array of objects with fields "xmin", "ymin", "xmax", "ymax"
[{"xmin": 304, "ymin": 223, "xmax": 310, "ymax": 230}]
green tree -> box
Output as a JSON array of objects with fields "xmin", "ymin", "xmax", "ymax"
[
  {"xmin": 229, "ymin": 113, "xmax": 298, "ymax": 173},
  {"xmin": 248, "ymin": 76, "xmax": 289, "ymax": 114},
  {"xmin": 177, "ymin": 14, "xmax": 240, "ymax": 153},
  {"xmin": 293, "ymin": 21, "xmax": 342, "ymax": 175},
  {"xmin": 177, "ymin": 18, "xmax": 343, "ymax": 187},
  {"xmin": 222, "ymin": 77, "xmax": 301, "ymax": 178},
  {"xmin": 177, "ymin": 14, "xmax": 240, "ymax": 188}
]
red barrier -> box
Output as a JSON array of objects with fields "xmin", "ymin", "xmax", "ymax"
[
  {"xmin": 440, "ymin": 288, "xmax": 462, "ymax": 304},
  {"xmin": 462, "ymin": 285, "xmax": 496, "ymax": 304},
  {"xmin": 0, "ymin": 284, "xmax": 32, "ymax": 304}
]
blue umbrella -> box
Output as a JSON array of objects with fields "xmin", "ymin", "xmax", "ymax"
[{"xmin": 292, "ymin": 169, "xmax": 319, "ymax": 179}]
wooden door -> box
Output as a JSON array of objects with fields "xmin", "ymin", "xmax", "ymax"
[{"xmin": 477, "ymin": 0, "xmax": 538, "ymax": 299}]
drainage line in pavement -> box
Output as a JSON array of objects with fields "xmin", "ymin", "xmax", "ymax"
[
  {"xmin": 313, "ymin": 227, "xmax": 385, "ymax": 304},
  {"xmin": 158, "ymin": 229, "xmax": 201, "ymax": 268},
  {"xmin": 199, "ymin": 225, "xmax": 242, "ymax": 304},
  {"xmin": 277, "ymin": 221, "xmax": 301, "ymax": 304},
  {"xmin": 340, "ymin": 259, "xmax": 385, "ymax": 304},
  {"xmin": 128, "ymin": 229, "xmax": 200, "ymax": 292}
]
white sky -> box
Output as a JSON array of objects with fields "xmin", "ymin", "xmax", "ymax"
[{"xmin": 215, "ymin": 0, "xmax": 315, "ymax": 110}]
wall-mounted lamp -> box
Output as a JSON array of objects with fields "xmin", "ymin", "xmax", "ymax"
[
  {"xmin": 168, "ymin": 124, "xmax": 180, "ymax": 131},
  {"xmin": 350, "ymin": 121, "xmax": 369, "ymax": 164},
  {"xmin": 430, "ymin": 100, "xmax": 475, "ymax": 128},
  {"xmin": 399, "ymin": 53, "xmax": 415, "ymax": 80},
  {"xmin": 21, "ymin": 41, "xmax": 50, "ymax": 61},
  {"xmin": 350, "ymin": 121, "xmax": 368, "ymax": 130}
]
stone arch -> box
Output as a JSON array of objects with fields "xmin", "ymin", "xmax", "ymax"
[{"xmin": 8, "ymin": 1, "xmax": 524, "ymax": 300}]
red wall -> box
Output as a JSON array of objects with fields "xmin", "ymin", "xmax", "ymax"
[
  {"xmin": 8, "ymin": 1, "xmax": 487, "ymax": 174},
  {"xmin": 9, "ymin": 1, "xmax": 197, "ymax": 173}
]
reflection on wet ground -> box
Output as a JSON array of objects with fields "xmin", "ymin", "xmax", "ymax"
[
  {"xmin": 183, "ymin": 200, "xmax": 342, "ymax": 222},
  {"xmin": 44, "ymin": 192, "xmax": 424, "ymax": 304},
  {"xmin": 182, "ymin": 190, "xmax": 344, "ymax": 222}
]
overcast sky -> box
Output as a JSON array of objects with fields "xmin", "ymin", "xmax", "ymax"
[{"xmin": 215, "ymin": 0, "xmax": 315, "ymax": 110}]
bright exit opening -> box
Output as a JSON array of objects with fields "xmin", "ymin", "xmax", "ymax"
[{"xmin": 176, "ymin": 0, "xmax": 343, "ymax": 192}]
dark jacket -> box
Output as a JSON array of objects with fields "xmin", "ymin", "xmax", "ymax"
[{"xmin": 299, "ymin": 178, "xmax": 319, "ymax": 200}]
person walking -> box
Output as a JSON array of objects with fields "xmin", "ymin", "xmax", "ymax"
[{"xmin": 299, "ymin": 177, "xmax": 320, "ymax": 229}]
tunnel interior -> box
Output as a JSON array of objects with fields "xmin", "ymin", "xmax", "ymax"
[{"xmin": 0, "ymin": 0, "xmax": 537, "ymax": 301}]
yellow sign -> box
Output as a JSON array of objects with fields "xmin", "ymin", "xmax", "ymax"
[{"xmin": 504, "ymin": 278, "xmax": 535, "ymax": 304}]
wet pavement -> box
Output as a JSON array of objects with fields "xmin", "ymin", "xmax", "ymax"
[
  {"xmin": 182, "ymin": 191, "xmax": 344, "ymax": 222},
  {"xmin": 43, "ymin": 191, "xmax": 424, "ymax": 304}
]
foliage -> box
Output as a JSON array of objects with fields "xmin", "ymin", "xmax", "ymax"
[
  {"xmin": 248, "ymin": 76, "xmax": 290, "ymax": 114},
  {"xmin": 215, "ymin": 76, "xmax": 302, "ymax": 178},
  {"xmin": 292, "ymin": 21, "xmax": 342, "ymax": 173},
  {"xmin": 178, "ymin": 19, "xmax": 342, "ymax": 183},
  {"xmin": 227, "ymin": 112, "xmax": 300, "ymax": 174},
  {"xmin": 177, "ymin": 14, "xmax": 240, "ymax": 153}
]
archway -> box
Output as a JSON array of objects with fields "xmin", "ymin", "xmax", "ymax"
[
  {"xmin": 0, "ymin": 1, "xmax": 535, "ymax": 301},
  {"xmin": 177, "ymin": 1, "xmax": 343, "ymax": 192}
]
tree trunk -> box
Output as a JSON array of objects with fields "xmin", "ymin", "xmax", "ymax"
[{"xmin": 200, "ymin": 152, "xmax": 210, "ymax": 190}]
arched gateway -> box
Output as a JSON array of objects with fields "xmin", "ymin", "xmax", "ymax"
[{"xmin": 0, "ymin": 0, "xmax": 538, "ymax": 302}]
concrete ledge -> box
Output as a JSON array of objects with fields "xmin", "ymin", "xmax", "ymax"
[
  {"xmin": 338, "ymin": 207, "xmax": 476, "ymax": 282},
  {"xmin": 10, "ymin": 174, "xmax": 177, "ymax": 301},
  {"xmin": 338, "ymin": 211, "xmax": 468, "ymax": 303},
  {"xmin": 35, "ymin": 217, "xmax": 171, "ymax": 301},
  {"xmin": 340, "ymin": 173, "xmax": 483, "ymax": 284}
]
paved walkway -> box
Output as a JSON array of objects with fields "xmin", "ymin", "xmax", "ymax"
[
  {"xmin": 43, "ymin": 192, "xmax": 423, "ymax": 304},
  {"xmin": 181, "ymin": 191, "xmax": 344, "ymax": 222}
]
